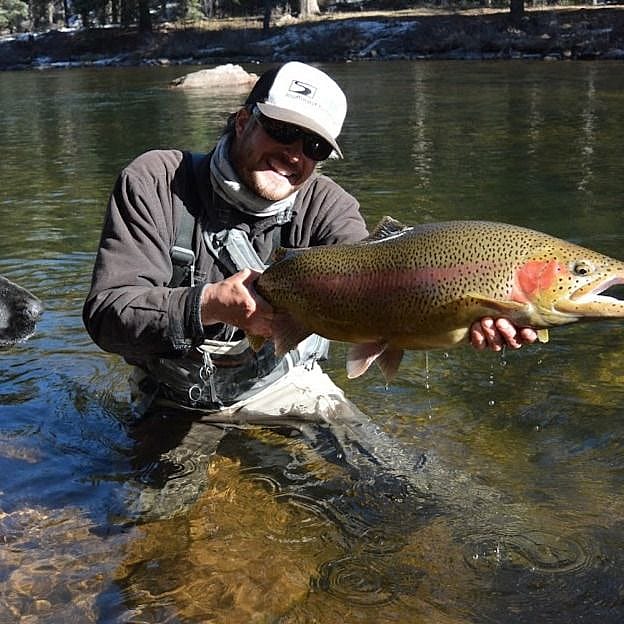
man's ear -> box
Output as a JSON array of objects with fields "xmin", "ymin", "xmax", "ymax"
[{"xmin": 234, "ymin": 108, "xmax": 252, "ymax": 136}]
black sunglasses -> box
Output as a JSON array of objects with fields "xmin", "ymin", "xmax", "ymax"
[{"xmin": 251, "ymin": 107, "xmax": 334, "ymax": 162}]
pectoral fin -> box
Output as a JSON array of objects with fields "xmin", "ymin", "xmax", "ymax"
[
  {"xmin": 347, "ymin": 343, "xmax": 404, "ymax": 383},
  {"xmin": 465, "ymin": 292, "xmax": 548, "ymax": 343},
  {"xmin": 465, "ymin": 292, "xmax": 530, "ymax": 315}
]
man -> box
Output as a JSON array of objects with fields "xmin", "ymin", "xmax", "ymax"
[{"xmin": 83, "ymin": 61, "xmax": 536, "ymax": 420}]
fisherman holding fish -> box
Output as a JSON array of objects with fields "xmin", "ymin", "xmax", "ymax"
[{"xmin": 83, "ymin": 62, "xmax": 537, "ymax": 421}]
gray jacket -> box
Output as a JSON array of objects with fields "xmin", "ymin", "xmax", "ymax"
[{"xmin": 83, "ymin": 149, "xmax": 368, "ymax": 405}]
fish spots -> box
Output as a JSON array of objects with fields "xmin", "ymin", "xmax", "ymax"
[{"xmin": 258, "ymin": 219, "xmax": 624, "ymax": 361}]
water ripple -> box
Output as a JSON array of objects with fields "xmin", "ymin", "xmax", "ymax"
[
  {"xmin": 313, "ymin": 555, "xmax": 423, "ymax": 606},
  {"xmin": 463, "ymin": 529, "xmax": 590, "ymax": 575},
  {"xmin": 234, "ymin": 473, "xmax": 335, "ymax": 544}
]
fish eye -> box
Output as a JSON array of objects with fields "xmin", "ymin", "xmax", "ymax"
[{"xmin": 571, "ymin": 260, "xmax": 594, "ymax": 276}]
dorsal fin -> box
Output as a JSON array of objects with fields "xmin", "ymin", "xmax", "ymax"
[
  {"xmin": 366, "ymin": 216, "xmax": 410, "ymax": 242},
  {"xmin": 272, "ymin": 247, "xmax": 289, "ymax": 262},
  {"xmin": 271, "ymin": 246, "xmax": 309, "ymax": 263}
]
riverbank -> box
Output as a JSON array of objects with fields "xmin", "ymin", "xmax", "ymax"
[{"xmin": 1, "ymin": 5, "xmax": 623, "ymax": 70}]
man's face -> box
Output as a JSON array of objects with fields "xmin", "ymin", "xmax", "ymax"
[{"xmin": 229, "ymin": 108, "xmax": 317, "ymax": 202}]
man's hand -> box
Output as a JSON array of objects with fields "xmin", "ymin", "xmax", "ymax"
[
  {"xmin": 470, "ymin": 317, "xmax": 538, "ymax": 352},
  {"xmin": 200, "ymin": 268, "xmax": 274, "ymax": 337}
]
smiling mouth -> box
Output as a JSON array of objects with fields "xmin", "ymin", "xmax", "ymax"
[
  {"xmin": 268, "ymin": 157, "xmax": 298, "ymax": 180},
  {"xmin": 275, "ymin": 168, "xmax": 294, "ymax": 180}
]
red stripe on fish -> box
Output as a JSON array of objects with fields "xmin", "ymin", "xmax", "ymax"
[{"xmin": 297, "ymin": 263, "xmax": 502, "ymax": 296}]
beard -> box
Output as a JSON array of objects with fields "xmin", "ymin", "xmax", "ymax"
[{"xmin": 241, "ymin": 168, "xmax": 298, "ymax": 202}]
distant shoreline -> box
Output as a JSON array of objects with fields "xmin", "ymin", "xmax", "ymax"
[{"xmin": 1, "ymin": 6, "xmax": 623, "ymax": 71}]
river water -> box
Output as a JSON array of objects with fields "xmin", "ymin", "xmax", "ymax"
[{"xmin": 1, "ymin": 60, "xmax": 624, "ymax": 623}]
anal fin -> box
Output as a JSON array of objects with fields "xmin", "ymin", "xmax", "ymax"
[
  {"xmin": 347, "ymin": 342, "xmax": 403, "ymax": 383},
  {"xmin": 375, "ymin": 347, "xmax": 404, "ymax": 384}
]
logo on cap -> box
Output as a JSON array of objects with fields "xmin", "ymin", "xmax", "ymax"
[{"xmin": 288, "ymin": 80, "xmax": 316, "ymax": 99}]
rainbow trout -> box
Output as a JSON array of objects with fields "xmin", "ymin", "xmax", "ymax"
[{"xmin": 250, "ymin": 217, "xmax": 624, "ymax": 381}]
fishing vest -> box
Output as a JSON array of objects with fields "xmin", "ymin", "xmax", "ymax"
[{"xmin": 136, "ymin": 151, "xmax": 329, "ymax": 411}]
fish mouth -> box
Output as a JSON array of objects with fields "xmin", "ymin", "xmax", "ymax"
[
  {"xmin": 570, "ymin": 277, "xmax": 624, "ymax": 304},
  {"xmin": 553, "ymin": 275, "xmax": 624, "ymax": 320},
  {"xmin": 599, "ymin": 283, "xmax": 624, "ymax": 300}
]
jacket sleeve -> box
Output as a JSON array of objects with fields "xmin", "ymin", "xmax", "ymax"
[{"xmin": 83, "ymin": 154, "xmax": 205, "ymax": 358}]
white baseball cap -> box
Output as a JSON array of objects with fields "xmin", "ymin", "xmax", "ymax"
[{"xmin": 245, "ymin": 61, "xmax": 347, "ymax": 158}]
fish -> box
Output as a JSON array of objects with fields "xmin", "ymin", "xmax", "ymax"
[{"xmin": 249, "ymin": 217, "xmax": 624, "ymax": 381}]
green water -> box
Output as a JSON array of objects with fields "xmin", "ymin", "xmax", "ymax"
[{"xmin": 1, "ymin": 60, "xmax": 624, "ymax": 623}]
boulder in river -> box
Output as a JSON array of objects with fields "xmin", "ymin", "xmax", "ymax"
[{"xmin": 170, "ymin": 63, "xmax": 258, "ymax": 89}]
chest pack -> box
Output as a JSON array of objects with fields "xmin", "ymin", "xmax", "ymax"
[{"xmin": 157, "ymin": 151, "xmax": 329, "ymax": 409}]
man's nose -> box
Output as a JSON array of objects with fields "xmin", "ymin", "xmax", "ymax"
[{"xmin": 282, "ymin": 139, "xmax": 304, "ymax": 161}]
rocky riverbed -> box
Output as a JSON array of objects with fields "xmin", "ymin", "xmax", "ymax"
[{"xmin": 1, "ymin": 6, "xmax": 623, "ymax": 71}]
